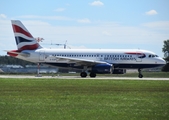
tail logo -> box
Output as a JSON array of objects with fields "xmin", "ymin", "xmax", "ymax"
[{"xmin": 12, "ymin": 20, "xmax": 41, "ymax": 51}]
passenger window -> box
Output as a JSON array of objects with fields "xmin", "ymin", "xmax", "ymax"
[{"xmin": 149, "ymin": 55, "xmax": 151, "ymax": 57}]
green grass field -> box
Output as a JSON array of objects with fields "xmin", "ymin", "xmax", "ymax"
[{"xmin": 0, "ymin": 78, "xmax": 169, "ymax": 120}]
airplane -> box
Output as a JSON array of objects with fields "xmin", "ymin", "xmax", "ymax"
[{"xmin": 7, "ymin": 20, "xmax": 166, "ymax": 78}]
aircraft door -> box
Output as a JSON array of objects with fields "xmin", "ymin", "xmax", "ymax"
[
  {"xmin": 39, "ymin": 51, "xmax": 45, "ymax": 61},
  {"xmin": 136, "ymin": 52, "xmax": 142, "ymax": 62}
]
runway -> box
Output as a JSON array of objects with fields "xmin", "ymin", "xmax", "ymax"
[{"xmin": 0, "ymin": 75, "xmax": 169, "ymax": 80}]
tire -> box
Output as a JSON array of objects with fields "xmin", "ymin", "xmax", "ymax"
[
  {"xmin": 90, "ymin": 72, "xmax": 96, "ymax": 78},
  {"xmin": 138, "ymin": 74, "xmax": 143, "ymax": 78},
  {"xmin": 80, "ymin": 72, "xmax": 87, "ymax": 78}
]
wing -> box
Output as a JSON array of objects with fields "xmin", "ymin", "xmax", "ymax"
[{"xmin": 47, "ymin": 55, "xmax": 112, "ymax": 67}]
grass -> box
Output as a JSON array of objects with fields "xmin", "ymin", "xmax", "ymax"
[{"xmin": 0, "ymin": 78, "xmax": 169, "ymax": 120}]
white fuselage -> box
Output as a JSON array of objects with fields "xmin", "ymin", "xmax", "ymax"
[{"xmin": 16, "ymin": 48, "xmax": 165, "ymax": 69}]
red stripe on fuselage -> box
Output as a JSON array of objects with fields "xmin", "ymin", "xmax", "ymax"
[{"xmin": 12, "ymin": 24, "xmax": 33, "ymax": 38}]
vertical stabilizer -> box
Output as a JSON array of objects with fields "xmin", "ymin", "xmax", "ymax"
[{"xmin": 11, "ymin": 20, "xmax": 42, "ymax": 51}]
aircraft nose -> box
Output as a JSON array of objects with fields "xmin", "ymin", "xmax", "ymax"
[{"xmin": 158, "ymin": 58, "xmax": 166, "ymax": 65}]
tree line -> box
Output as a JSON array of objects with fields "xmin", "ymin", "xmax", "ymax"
[
  {"xmin": 162, "ymin": 39, "xmax": 169, "ymax": 71},
  {"xmin": 0, "ymin": 56, "xmax": 35, "ymax": 67}
]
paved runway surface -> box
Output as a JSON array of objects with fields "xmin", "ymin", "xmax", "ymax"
[{"xmin": 0, "ymin": 75, "xmax": 169, "ymax": 80}]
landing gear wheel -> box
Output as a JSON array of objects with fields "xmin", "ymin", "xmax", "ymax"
[
  {"xmin": 138, "ymin": 69, "xmax": 143, "ymax": 78},
  {"xmin": 80, "ymin": 72, "xmax": 87, "ymax": 78},
  {"xmin": 138, "ymin": 74, "xmax": 143, "ymax": 78},
  {"xmin": 90, "ymin": 72, "xmax": 96, "ymax": 78}
]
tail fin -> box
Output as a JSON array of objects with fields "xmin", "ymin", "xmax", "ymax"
[{"xmin": 11, "ymin": 20, "xmax": 42, "ymax": 51}]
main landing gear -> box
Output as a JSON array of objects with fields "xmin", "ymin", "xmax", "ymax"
[
  {"xmin": 89, "ymin": 72, "xmax": 96, "ymax": 78},
  {"xmin": 80, "ymin": 72, "xmax": 96, "ymax": 78},
  {"xmin": 80, "ymin": 72, "xmax": 87, "ymax": 78},
  {"xmin": 138, "ymin": 69, "xmax": 143, "ymax": 78}
]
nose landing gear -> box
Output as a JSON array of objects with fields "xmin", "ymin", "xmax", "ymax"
[{"xmin": 138, "ymin": 69, "xmax": 143, "ymax": 78}]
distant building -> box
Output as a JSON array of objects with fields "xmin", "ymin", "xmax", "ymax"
[
  {"xmin": 0, "ymin": 64, "xmax": 58, "ymax": 74},
  {"xmin": 5, "ymin": 65, "xmax": 23, "ymax": 68}
]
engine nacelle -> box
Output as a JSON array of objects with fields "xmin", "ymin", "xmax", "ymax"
[{"xmin": 91, "ymin": 63, "xmax": 113, "ymax": 74}]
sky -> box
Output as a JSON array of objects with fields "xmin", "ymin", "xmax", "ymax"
[{"xmin": 0, "ymin": 0, "xmax": 169, "ymax": 57}]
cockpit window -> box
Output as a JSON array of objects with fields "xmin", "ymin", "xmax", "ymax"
[{"xmin": 149, "ymin": 54, "xmax": 159, "ymax": 58}]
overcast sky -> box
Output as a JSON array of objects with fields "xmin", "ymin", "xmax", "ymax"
[{"xmin": 0, "ymin": 0, "xmax": 169, "ymax": 57}]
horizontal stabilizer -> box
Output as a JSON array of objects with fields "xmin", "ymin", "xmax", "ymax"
[{"xmin": 5, "ymin": 50, "xmax": 30, "ymax": 57}]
